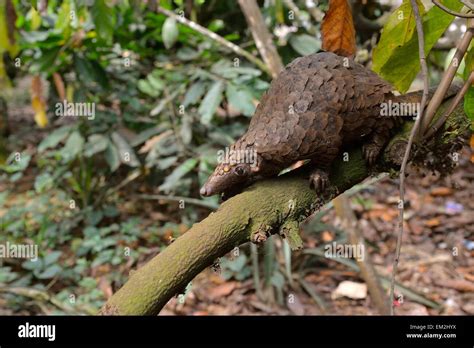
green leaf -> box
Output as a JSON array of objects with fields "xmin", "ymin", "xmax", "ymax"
[
  {"xmin": 38, "ymin": 125, "xmax": 72, "ymax": 152},
  {"xmin": 159, "ymin": 158, "xmax": 198, "ymax": 192},
  {"xmin": 162, "ymin": 17, "xmax": 179, "ymax": 49},
  {"xmin": 183, "ymin": 81, "xmax": 206, "ymax": 106},
  {"xmin": 138, "ymin": 79, "xmax": 160, "ymax": 97},
  {"xmin": 36, "ymin": 264, "xmax": 62, "ymax": 279},
  {"xmin": 84, "ymin": 134, "xmax": 108, "ymax": 157},
  {"xmin": 463, "ymin": 86, "xmax": 474, "ymax": 123},
  {"xmin": 147, "ymin": 74, "xmax": 165, "ymax": 91},
  {"xmin": 28, "ymin": 7, "xmax": 42, "ymax": 30},
  {"xmin": 43, "ymin": 251, "xmax": 62, "ymax": 266},
  {"xmin": 177, "ymin": 47, "xmax": 200, "ymax": 61},
  {"xmin": 60, "ymin": 131, "xmax": 84, "ymax": 162},
  {"xmin": 289, "ymin": 34, "xmax": 321, "ymax": 56},
  {"xmin": 226, "ymin": 83, "xmax": 255, "ymax": 116},
  {"xmin": 372, "ymin": 0, "xmax": 425, "ymax": 73},
  {"xmin": 373, "ymin": 0, "xmax": 462, "ymax": 92},
  {"xmin": 91, "ymin": 0, "xmax": 116, "ymax": 44},
  {"xmin": 111, "ymin": 132, "xmax": 140, "ymax": 167},
  {"xmin": 74, "ymin": 55, "xmax": 109, "ymax": 89},
  {"xmin": 30, "ymin": 47, "xmax": 60, "ymax": 74},
  {"xmin": 34, "ymin": 172, "xmax": 54, "ymax": 193},
  {"xmin": 198, "ymin": 81, "xmax": 224, "ymax": 125},
  {"xmin": 105, "ymin": 141, "xmax": 120, "ymax": 172}
]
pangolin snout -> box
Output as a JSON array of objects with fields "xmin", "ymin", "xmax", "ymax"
[{"xmin": 199, "ymin": 185, "xmax": 209, "ymax": 197}]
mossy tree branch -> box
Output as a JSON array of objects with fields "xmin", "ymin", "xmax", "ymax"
[{"xmin": 100, "ymin": 99, "xmax": 470, "ymax": 315}]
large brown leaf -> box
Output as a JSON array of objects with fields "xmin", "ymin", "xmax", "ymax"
[{"xmin": 321, "ymin": 0, "xmax": 356, "ymax": 57}]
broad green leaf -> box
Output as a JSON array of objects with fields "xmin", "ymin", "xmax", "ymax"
[
  {"xmin": 0, "ymin": 0, "xmax": 19, "ymax": 57},
  {"xmin": 463, "ymin": 87, "xmax": 474, "ymax": 123},
  {"xmin": 36, "ymin": 264, "xmax": 62, "ymax": 279},
  {"xmin": 27, "ymin": 7, "xmax": 42, "ymax": 30},
  {"xmin": 138, "ymin": 79, "xmax": 160, "ymax": 97},
  {"xmin": 111, "ymin": 132, "xmax": 140, "ymax": 167},
  {"xmin": 177, "ymin": 47, "xmax": 200, "ymax": 61},
  {"xmin": 198, "ymin": 81, "xmax": 224, "ymax": 125},
  {"xmin": 463, "ymin": 46, "xmax": 474, "ymax": 125},
  {"xmin": 289, "ymin": 34, "xmax": 321, "ymax": 56},
  {"xmin": 105, "ymin": 141, "xmax": 120, "ymax": 172},
  {"xmin": 38, "ymin": 125, "xmax": 72, "ymax": 152},
  {"xmin": 30, "ymin": 47, "xmax": 60, "ymax": 74},
  {"xmin": 34, "ymin": 172, "xmax": 54, "ymax": 193},
  {"xmin": 373, "ymin": 0, "xmax": 462, "ymax": 92},
  {"xmin": 91, "ymin": 0, "xmax": 116, "ymax": 44},
  {"xmin": 150, "ymin": 88, "xmax": 181, "ymax": 116},
  {"xmin": 73, "ymin": 55, "xmax": 109, "ymax": 89},
  {"xmin": 84, "ymin": 134, "xmax": 108, "ymax": 157},
  {"xmin": 180, "ymin": 112, "xmax": 193, "ymax": 144},
  {"xmin": 147, "ymin": 74, "xmax": 165, "ymax": 90},
  {"xmin": 43, "ymin": 251, "xmax": 62, "ymax": 266},
  {"xmin": 226, "ymin": 83, "xmax": 255, "ymax": 116},
  {"xmin": 159, "ymin": 158, "xmax": 198, "ymax": 192},
  {"xmin": 60, "ymin": 131, "xmax": 84, "ymax": 162},
  {"xmin": 162, "ymin": 17, "xmax": 179, "ymax": 49},
  {"xmin": 372, "ymin": 0, "xmax": 425, "ymax": 73},
  {"xmin": 183, "ymin": 81, "xmax": 206, "ymax": 106},
  {"xmin": 157, "ymin": 156, "xmax": 178, "ymax": 170}
]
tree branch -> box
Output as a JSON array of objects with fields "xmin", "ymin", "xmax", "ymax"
[
  {"xmin": 420, "ymin": 21, "xmax": 474, "ymax": 133},
  {"xmin": 100, "ymin": 99, "xmax": 470, "ymax": 315},
  {"xmin": 156, "ymin": 6, "xmax": 272, "ymax": 76},
  {"xmin": 237, "ymin": 0, "xmax": 284, "ymax": 78}
]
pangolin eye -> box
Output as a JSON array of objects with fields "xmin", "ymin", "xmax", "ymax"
[{"xmin": 234, "ymin": 166, "xmax": 246, "ymax": 176}]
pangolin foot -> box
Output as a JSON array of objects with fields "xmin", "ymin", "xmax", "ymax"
[
  {"xmin": 362, "ymin": 143, "xmax": 381, "ymax": 166},
  {"xmin": 309, "ymin": 169, "xmax": 330, "ymax": 193}
]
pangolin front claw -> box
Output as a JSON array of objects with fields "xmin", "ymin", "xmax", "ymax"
[{"xmin": 309, "ymin": 169, "xmax": 330, "ymax": 194}]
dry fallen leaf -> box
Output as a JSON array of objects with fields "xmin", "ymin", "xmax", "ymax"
[
  {"xmin": 52, "ymin": 72, "xmax": 66, "ymax": 101},
  {"xmin": 31, "ymin": 76, "xmax": 48, "ymax": 128},
  {"xmin": 322, "ymin": 230, "xmax": 334, "ymax": 242},
  {"xmin": 436, "ymin": 279, "xmax": 474, "ymax": 292},
  {"xmin": 430, "ymin": 187, "xmax": 453, "ymax": 196},
  {"xmin": 331, "ymin": 281, "xmax": 367, "ymax": 300},
  {"xmin": 321, "ymin": 0, "xmax": 356, "ymax": 57},
  {"xmin": 424, "ymin": 217, "xmax": 441, "ymax": 227},
  {"xmin": 208, "ymin": 282, "xmax": 237, "ymax": 298},
  {"xmin": 138, "ymin": 130, "xmax": 173, "ymax": 154}
]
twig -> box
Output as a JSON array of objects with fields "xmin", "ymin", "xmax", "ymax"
[
  {"xmin": 135, "ymin": 193, "xmax": 219, "ymax": 210},
  {"xmin": 390, "ymin": 0, "xmax": 430, "ymax": 316},
  {"xmin": 250, "ymin": 243, "xmax": 263, "ymax": 300},
  {"xmin": 432, "ymin": 0, "xmax": 474, "ymax": 18},
  {"xmin": 156, "ymin": 6, "xmax": 271, "ymax": 76},
  {"xmin": 237, "ymin": 0, "xmax": 284, "ymax": 78},
  {"xmin": 420, "ymin": 22, "xmax": 474, "ymax": 134},
  {"xmin": 283, "ymin": 0, "xmax": 317, "ymax": 35},
  {"xmin": 304, "ymin": 0, "xmax": 325, "ymax": 22},
  {"xmin": 460, "ymin": 0, "xmax": 474, "ymax": 12},
  {"xmin": 424, "ymin": 71, "xmax": 474, "ymax": 139}
]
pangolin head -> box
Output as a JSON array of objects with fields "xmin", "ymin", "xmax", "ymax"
[{"xmin": 200, "ymin": 161, "xmax": 255, "ymax": 197}]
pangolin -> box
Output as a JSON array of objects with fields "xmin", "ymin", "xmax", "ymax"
[{"xmin": 200, "ymin": 51, "xmax": 458, "ymax": 197}]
